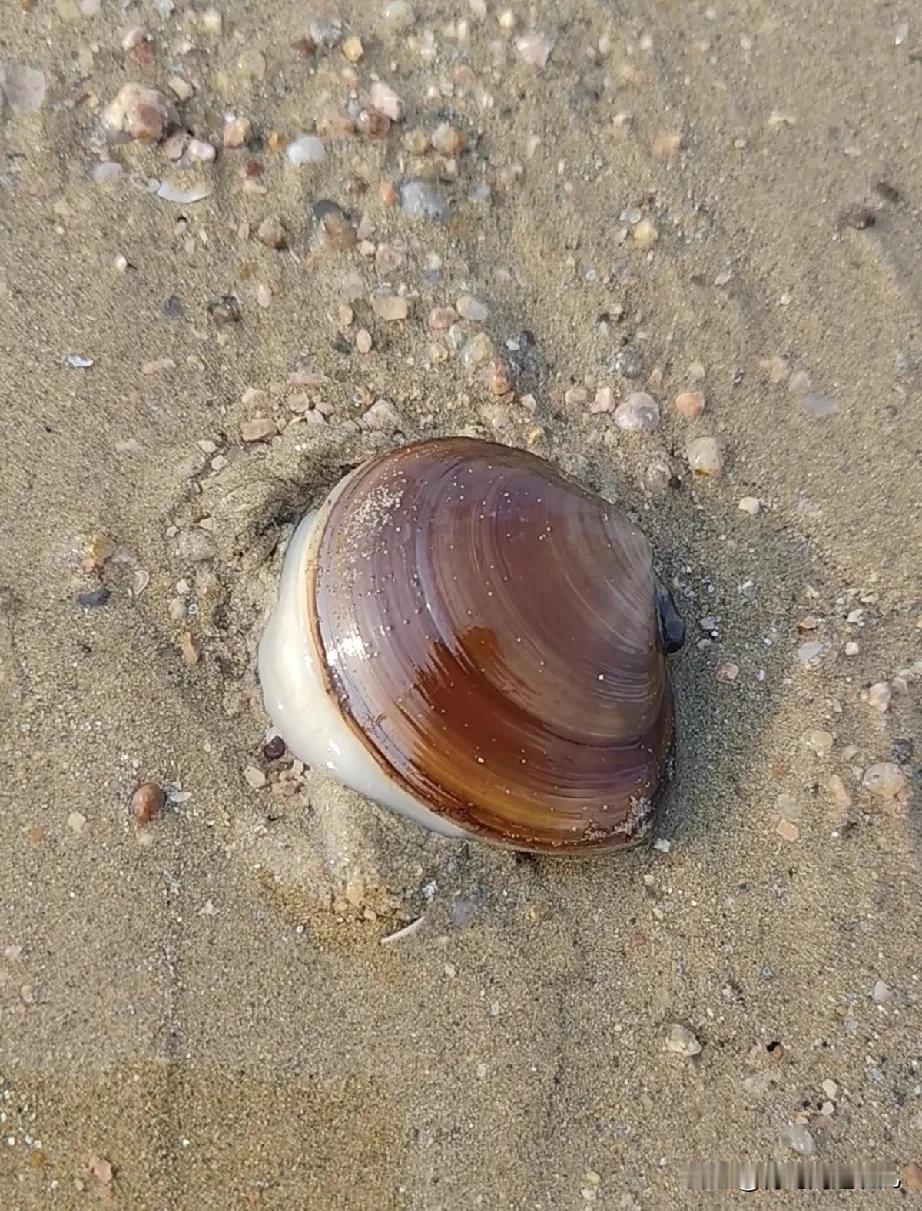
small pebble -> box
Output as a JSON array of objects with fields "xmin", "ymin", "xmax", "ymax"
[
  {"xmin": 716, "ymin": 662, "xmax": 738, "ymax": 683},
  {"xmin": 263, "ymin": 735, "xmax": 286, "ymax": 761},
  {"xmin": 257, "ymin": 216, "xmax": 286, "ymax": 249},
  {"xmin": 591, "ymin": 387, "xmax": 615, "ymax": 413},
  {"xmin": 685, "ymin": 436, "xmax": 723, "ymax": 477},
  {"xmin": 357, "ymin": 109, "xmax": 391, "ymax": 138},
  {"xmin": 102, "ymin": 83, "xmax": 175, "ymax": 142},
  {"xmin": 370, "ymin": 81, "xmax": 406, "ymax": 122},
  {"xmin": 429, "ymin": 307, "xmax": 458, "ymax": 331},
  {"xmin": 83, "ymin": 535, "xmax": 116, "ymax": 575},
  {"xmin": 738, "ymin": 496, "xmax": 762, "ymax": 515},
  {"xmin": 240, "ymin": 417, "xmax": 277, "ymax": 443},
  {"xmin": 223, "ymin": 117, "xmax": 251, "ymax": 148},
  {"xmin": 775, "ymin": 818, "xmax": 799, "ymax": 842},
  {"xmin": 432, "ymin": 123, "xmax": 466, "ymax": 156},
  {"xmin": 363, "ymin": 398, "xmax": 404, "ymax": 431},
  {"xmin": 400, "ymin": 180, "xmax": 447, "ymax": 222},
  {"xmin": 780, "ymin": 1125, "xmax": 815, "ymax": 1156},
  {"xmin": 611, "ymin": 348, "xmax": 642, "ymax": 381},
  {"xmin": 462, "ymin": 332, "xmax": 496, "ymax": 370},
  {"xmin": 309, "ymin": 16, "xmax": 342, "ymax": 47},
  {"xmin": 187, "ymin": 138, "xmax": 215, "ymax": 162},
  {"xmin": 674, "ymin": 390, "xmax": 705, "ymax": 419},
  {"xmin": 129, "ymin": 783, "xmax": 165, "ymax": 826},
  {"xmin": 515, "ymin": 32, "xmax": 553, "ymax": 68},
  {"xmin": 67, "ymin": 811, "xmax": 87, "ymax": 834},
  {"xmin": 632, "ymin": 218, "xmax": 658, "ymax": 248},
  {"xmin": 614, "ymin": 392, "xmax": 660, "ymax": 432},
  {"xmin": 286, "ymin": 134, "xmax": 325, "ymax": 165},
  {"xmin": 207, "ymin": 294, "xmax": 242, "ymax": 325},
  {"xmin": 77, "ymin": 587, "xmax": 111, "ymax": 608},
  {"xmin": 872, "ymin": 979, "xmax": 893, "ymax": 1005},
  {"xmin": 381, "ymin": 1, "xmax": 416, "ymax": 29},
  {"xmin": 903, "ymin": 1164, "xmax": 922, "ymax": 1193},
  {"xmin": 664, "ymin": 1024, "xmax": 701, "ymax": 1057},
  {"xmin": 456, "ymin": 294, "xmax": 489, "ymax": 321},
  {"xmin": 341, "ymin": 36, "xmax": 364, "ymax": 62},
  {"xmin": 372, "ymin": 295, "xmax": 410, "ymax": 321},
  {"xmin": 179, "ymin": 631, "xmax": 199, "ymax": 665},
  {"xmin": 805, "ymin": 729, "xmax": 834, "ymax": 756},
  {"xmin": 312, "ymin": 200, "xmax": 356, "ymax": 250},
  {"xmin": 244, "ymin": 766, "xmax": 267, "ymax": 789},
  {"xmin": 862, "ymin": 762, "xmax": 911, "ymax": 812},
  {"xmin": 168, "ymin": 76, "xmax": 194, "ymax": 101},
  {"xmin": 356, "ymin": 328, "xmax": 373, "ymax": 354},
  {"xmin": 867, "ymin": 682, "xmax": 891, "ymax": 712}
]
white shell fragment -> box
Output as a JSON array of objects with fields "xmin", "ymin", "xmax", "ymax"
[{"xmin": 156, "ymin": 180, "xmax": 213, "ymax": 204}]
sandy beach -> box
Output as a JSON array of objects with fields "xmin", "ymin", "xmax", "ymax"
[{"xmin": 1, "ymin": 1, "xmax": 921, "ymax": 1206}]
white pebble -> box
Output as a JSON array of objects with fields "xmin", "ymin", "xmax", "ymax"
[
  {"xmin": 243, "ymin": 765, "xmax": 267, "ymax": 789},
  {"xmin": 780, "ymin": 1125, "xmax": 815, "ymax": 1156},
  {"xmin": 286, "ymin": 134, "xmax": 325, "ymax": 165},
  {"xmin": 187, "ymin": 138, "xmax": 216, "ymax": 162},
  {"xmin": 370, "ymin": 80, "xmax": 406, "ymax": 122},
  {"xmin": 515, "ymin": 32, "xmax": 552, "ymax": 67},
  {"xmin": 381, "ymin": 1, "xmax": 416, "ymax": 30},
  {"xmin": 614, "ymin": 392, "xmax": 660, "ymax": 432},
  {"xmin": 664, "ymin": 1024, "xmax": 701, "ymax": 1057},
  {"xmin": 686, "ymin": 435, "xmax": 723, "ymax": 477},
  {"xmin": 872, "ymin": 979, "xmax": 893, "ymax": 1005}
]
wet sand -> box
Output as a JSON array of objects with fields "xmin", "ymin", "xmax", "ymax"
[{"xmin": 1, "ymin": 1, "xmax": 921, "ymax": 1207}]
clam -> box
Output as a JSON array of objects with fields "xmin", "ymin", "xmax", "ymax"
[{"xmin": 258, "ymin": 438, "xmax": 684, "ymax": 853}]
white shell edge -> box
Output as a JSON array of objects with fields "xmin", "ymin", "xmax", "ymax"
[{"xmin": 257, "ymin": 506, "xmax": 470, "ymax": 841}]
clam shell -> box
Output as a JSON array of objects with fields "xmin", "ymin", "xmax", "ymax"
[{"xmin": 260, "ymin": 438, "xmax": 680, "ymax": 853}]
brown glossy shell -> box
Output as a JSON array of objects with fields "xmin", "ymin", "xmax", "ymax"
[{"xmin": 308, "ymin": 438, "xmax": 676, "ymax": 853}]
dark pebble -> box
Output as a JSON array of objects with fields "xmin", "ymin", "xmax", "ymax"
[
  {"xmin": 163, "ymin": 295, "xmax": 183, "ymax": 320},
  {"xmin": 613, "ymin": 346, "xmax": 643, "ymax": 379},
  {"xmin": 892, "ymin": 738, "xmax": 914, "ymax": 763},
  {"xmin": 263, "ymin": 735, "xmax": 286, "ymax": 761},
  {"xmin": 77, "ymin": 587, "xmax": 111, "ymax": 608}
]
